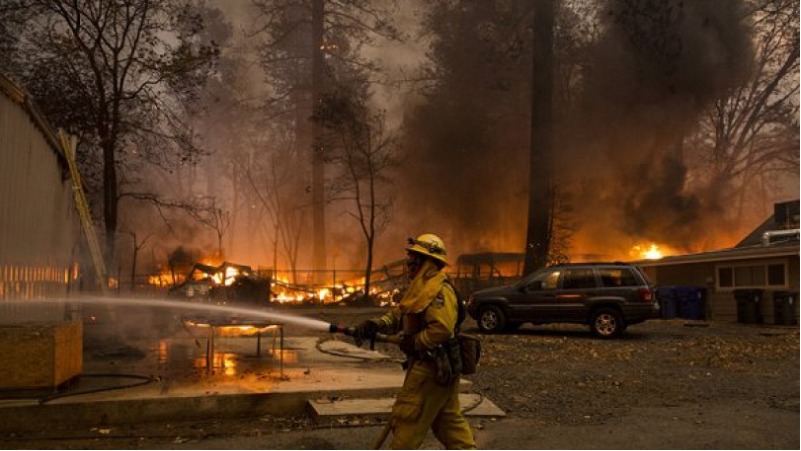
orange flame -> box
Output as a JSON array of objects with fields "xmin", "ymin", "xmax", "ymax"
[{"xmin": 630, "ymin": 242, "xmax": 678, "ymax": 260}]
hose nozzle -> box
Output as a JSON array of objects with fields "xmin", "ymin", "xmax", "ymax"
[
  {"xmin": 328, "ymin": 323, "xmax": 355, "ymax": 336},
  {"xmin": 329, "ymin": 323, "xmax": 399, "ymax": 348}
]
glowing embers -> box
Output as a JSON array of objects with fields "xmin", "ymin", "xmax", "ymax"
[
  {"xmin": 269, "ymin": 276, "xmax": 398, "ymax": 306},
  {"xmin": 269, "ymin": 278, "xmax": 362, "ymax": 305}
]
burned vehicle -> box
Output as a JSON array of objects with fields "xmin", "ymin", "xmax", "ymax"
[
  {"xmin": 451, "ymin": 252, "xmax": 525, "ymax": 295},
  {"xmin": 169, "ymin": 262, "xmax": 270, "ymax": 306}
]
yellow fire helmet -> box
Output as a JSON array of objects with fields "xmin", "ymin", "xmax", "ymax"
[{"xmin": 406, "ymin": 233, "xmax": 448, "ymax": 265}]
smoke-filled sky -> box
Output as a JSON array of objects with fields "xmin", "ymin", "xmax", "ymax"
[
  {"xmin": 561, "ymin": 0, "xmax": 759, "ymax": 257},
  {"xmin": 145, "ymin": 0, "xmax": 797, "ymax": 275}
]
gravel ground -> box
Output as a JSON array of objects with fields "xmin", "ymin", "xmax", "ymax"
[{"xmin": 3, "ymin": 308, "xmax": 798, "ymax": 449}]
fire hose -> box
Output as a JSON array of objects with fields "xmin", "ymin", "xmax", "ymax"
[
  {"xmin": 328, "ymin": 323, "xmax": 401, "ymax": 349},
  {"xmin": 38, "ymin": 373, "xmax": 157, "ymax": 404},
  {"xmin": 328, "ymin": 323, "xmax": 485, "ymax": 449},
  {"xmin": 328, "ymin": 323, "xmax": 399, "ymax": 449}
]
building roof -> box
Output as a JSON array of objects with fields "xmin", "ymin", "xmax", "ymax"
[
  {"xmin": 636, "ymin": 238, "xmax": 798, "ymax": 268},
  {"xmin": 0, "ymin": 72, "xmax": 67, "ymax": 167},
  {"xmin": 637, "ymin": 200, "xmax": 800, "ymax": 268},
  {"xmin": 736, "ymin": 200, "xmax": 800, "ymax": 247}
]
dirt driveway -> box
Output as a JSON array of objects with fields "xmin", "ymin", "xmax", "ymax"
[
  {"xmin": 464, "ymin": 318, "xmax": 799, "ymax": 449},
  {"xmin": 3, "ymin": 310, "xmax": 798, "ymax": 449}
]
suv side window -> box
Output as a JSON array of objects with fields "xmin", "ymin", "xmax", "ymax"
[
  {"xmin": 562, "ymin": 268, "xmax": 596, "ymax": 289},
  {"xmin": 598, "ymin": 267, "xmax": 639, "ymax": 287},
  {"xmin": 527, "ymin": 270, "xmax": 561, "ymax": 291}
]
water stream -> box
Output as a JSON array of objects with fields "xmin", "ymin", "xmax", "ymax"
[{"xmin": 11, "ymin": 296, "xmax": 333, "ymax": 331}]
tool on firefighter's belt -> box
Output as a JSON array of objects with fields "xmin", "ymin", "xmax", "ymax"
[
  {"xmin": 328, "ymin": 324, "xmax": 401, "ymax": 350},
  {"xmin": 458, "ymin": 333, "xmax": 481, "ymax": 374}
]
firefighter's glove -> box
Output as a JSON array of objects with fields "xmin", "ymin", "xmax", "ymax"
[
  {"xmin": 352, "ymin": 320, "xmax": 379, "ymax": 347},
  {"xmin": 399, "ymin": 333, "xmax": 416, "ymax": 356}
]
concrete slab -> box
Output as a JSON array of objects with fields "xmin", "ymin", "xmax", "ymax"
[
  {"xmin": 0, "ymin": 332, "xmax": 495, "ymax": 434},
  {"xmin": 309, "ymin": 393, "xmax": 506, "ymax": 421}
]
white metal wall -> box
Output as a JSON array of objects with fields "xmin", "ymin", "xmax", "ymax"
[{"xmin": 0, "ymin": 76, "xmax": 79, "ymax": 306}]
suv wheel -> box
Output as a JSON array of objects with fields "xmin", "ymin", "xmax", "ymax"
[
  {"xmin": 590, "ymin": 307, "xmax": 624, "ymax": 338},
  {"xmin": 477, "ymin": 305, "xmax": 507, "ymax": 333}
]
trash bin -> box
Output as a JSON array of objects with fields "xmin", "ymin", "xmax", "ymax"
[
  {"xmin": 675, "ymin": 286, "xmax": 706, "ymax": 320},
  {"xmin": 657, "ymin": 286, "xmax": 678, "ymax": 319},
  {"xmin": 772, "ymin": 291, "xmax": 798, "ymax": 326},
  {"xmin": 734, "ymin": 289, "xmax": 763, "ymax": 324}
]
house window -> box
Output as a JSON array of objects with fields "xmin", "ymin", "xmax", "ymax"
[
  {"xmin": 716, "ymin": 261, "xmax": 787, "ymax": 290},
  {"xmin": 719, "ymin": 267, "xmax": 733, "ymax": 288},
  {"xmin": 767, "ymin": 264, "xmax": 786, "ymax": 286},
  {"xmin": 734, "ymin": 266, "xmax": 765, "ymax": 286}
]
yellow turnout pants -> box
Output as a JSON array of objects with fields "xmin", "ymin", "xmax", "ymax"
[{"xmin": 388, "ymin": 361, "xmax": 476, "ymax": 449}]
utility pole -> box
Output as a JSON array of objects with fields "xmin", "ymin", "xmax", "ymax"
[{"xmin": 524, "ymin": 0, "xmax": 554, "ymax": 275}]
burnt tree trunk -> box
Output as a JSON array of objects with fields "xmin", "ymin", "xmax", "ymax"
[
  {"xmin": 524, "ymin": 0, "xmax": 554, "ymax": 275},
  {"xmin": 102, "ymin": 137, "xmax": 118, "ymax": 273},
  {"xmin": 130, "ymin": 241, "xmax": 139, "ymax": 293}
]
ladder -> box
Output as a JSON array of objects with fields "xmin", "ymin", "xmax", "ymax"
[{"xmin": 59, "ymin": 129, "xmax": 108, "ymax": 295}]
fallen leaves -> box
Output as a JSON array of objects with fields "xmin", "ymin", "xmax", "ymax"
[{"xmin": 463, "ymin": 321, "xmax": 798, "ymax": 427}]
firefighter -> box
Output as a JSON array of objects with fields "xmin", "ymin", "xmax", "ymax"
[{"xmin": 352, "ymin": 233, "xmax": 476, "ymax": 450}]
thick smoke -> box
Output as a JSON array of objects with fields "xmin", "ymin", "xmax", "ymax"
[
  {"xmin": 392, "ymin": 2, "xmax": 535, "ymax": 260},
  {"xmin": 395, "ymin": 91, "xmax": 529, "ymax": 260},
  {"xmin": 394, "ymin": 0, "xmax": 755, "ymax": 261},
  {"xmin": 126, "ymin": 1, "xmax": 759, "ymax": 274},
  {"xmin": 561, "ymin": 0, "xmax": 754, "ymax": 254}
]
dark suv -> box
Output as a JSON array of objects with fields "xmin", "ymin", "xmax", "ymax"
[{"xmin": 466, "ymin": 263, "xmax": 658, "ymax": 338}]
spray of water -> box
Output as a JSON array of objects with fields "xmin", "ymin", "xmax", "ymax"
[{"xmin": 16, "ymin": 296, "xmax": 334, "ymax": 331}]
